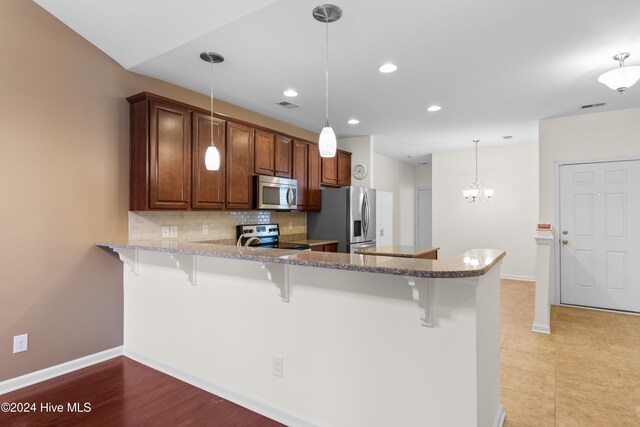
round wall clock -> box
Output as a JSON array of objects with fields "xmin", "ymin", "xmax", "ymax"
[{"xmin": 353, "ymin": 163, "xmax": 368, "ymax": 180}]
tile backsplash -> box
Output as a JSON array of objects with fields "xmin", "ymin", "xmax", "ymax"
[{"xmin": 129, "ymin": 210, "xmax": 307, "ymax": 242}]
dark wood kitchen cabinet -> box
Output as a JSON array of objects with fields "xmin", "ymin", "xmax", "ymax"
[
  {"xmin": 307, "ymin": 144, "xmax": 321, "ymax": 211},
  {"xmin": 292, "ymin": 140, "xmax": 322, "ymax": 211},
  {"xmin": 321, "ymin": 149, "xmax": 351, "ymax": 187},
  {"xmin": 128, "ymin": 95, "xmax": 191, "ymax": 210},
  {"xmin": 192, "ymin": 112, "xmax": 226, "ymax": 209},
  {"xmin": 292, "ymin": 140, "xmax": 308, "ymax": 210},
  {"xmin": 226, "ymin": 121, "xmax": 254, "ymax": 210},
  {"xmin": 254, "ymin": 130, "xmax": 292, "ymax": 178}
]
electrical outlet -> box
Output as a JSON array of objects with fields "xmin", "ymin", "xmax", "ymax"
[
  {"xmin": 161, "ymin": 226, "xmax": 170, "ymax": 238},
  {"xmin": 202, "ymin": 225, "xmax": 208, "ymax": 235},
  {"xmin": 272, "ymin": 355, "xmax": 283, "ymax": 378},
  {"xmin": 288, "ymin": 222, "xmax": 293, "ymax": 231},
  {"xmin": 13, "ymin": 334, "xmax": 28, "ymax": 353},
  {"xmin": 169, "ymin": 226, "xmax": 178, "ymax": 238}
]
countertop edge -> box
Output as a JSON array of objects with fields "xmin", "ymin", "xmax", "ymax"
[{"xmin": 97, "ymin": 242, "xmax": 506, "ymax": 280}]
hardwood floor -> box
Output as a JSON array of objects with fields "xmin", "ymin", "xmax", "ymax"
[
  {"xmin": 0, "ymin": 356, "xmax": 283, "ymax": 426},
  {"xmin": 3, "ymin": 280, "xmax": 639, "ymax": 426},
  {"xmin": 501, "ymin": 279, "xmax": 640, "ymax": 426}
]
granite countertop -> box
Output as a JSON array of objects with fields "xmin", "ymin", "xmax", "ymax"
[
  {"xmin": 287, "ymin": 239, "xmax": 339, "ymax": 247},
  {"xmin": 355, "ymin": 245, "xmax": 440, "ymax": 258},
  {"xmin": 97, "ymin": 240, "xmax": 505, "ymax": 279}
]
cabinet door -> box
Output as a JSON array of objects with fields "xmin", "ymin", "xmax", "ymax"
[
  {"xmin": 337, "ymin": 150, "xmax": 352, "ymax": 186},
  {"xmin": 321, "ymin": 155, "xmax": 338, "ymax": 185},
  {"xmin": 149, "ymin": 100, "xmax": 191, "ymax": 209},
  {"xmin": 254, "ymin": 129, "xmax": 275, "ymax": 176},
  {"xmin": 324, "ymin": 243, "xmax": 338, "ymax": 252},
  {"xmin": 307, "ymin": 144, "xmax": 321, "ymax": 211},
  {"xmin": 192, "ymin": 113, "xmax": 225, "ymax": 209},
  {"xmin": 275, "ymin": 135, "xmax": 293, "ymax": 178},
  {"xmin": 226, "ymin": 122, "xmax": 254, "ymax": 210},
  {"xmin": 292, "ymin": 140, "xmax": 308, "ymax": 210}
]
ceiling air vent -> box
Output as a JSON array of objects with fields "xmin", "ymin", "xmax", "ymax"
[
  {"xmin": 276, "ymin": 101, "xmax": 299, "ymax": 109},
  {"xmin": 580, "ymin": 102, "xmax": 606, "ymax": 109}
]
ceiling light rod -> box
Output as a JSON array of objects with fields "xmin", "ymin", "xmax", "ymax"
[
  {"xmin": 463, "ymin": 140, "xmax": 494, "ymax": 203},
  {"xmin": 200, "ymin": 52, "xmax": 224, "ymax": 171},
  {"xmin": 313, "ymin": 4, "xmax": 342, "ymax": 158},
  {"xmin": 597, "ymin": 52, "xmax": 640, "ymax": 93}
]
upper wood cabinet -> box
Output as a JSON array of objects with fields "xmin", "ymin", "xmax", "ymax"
[
  {"xmin": 226, "ymin": 121, "xmax": 254, "ymax": 210},
  {"xmin": 337, "ymin": 150, "xmax": 352, "ymax": 186},
  {"xmin": 254, "ymin": 130, "xmax": 292, "ymax": 178},
  {"xmin": 292, "ymin": 140, "xmax": 308, "ymax": 210},
  {"xmin": 321, "ymin": 149, "xmax": 351, "ymax": 187},
  {"xmin": 129, "ymin": 95, "xmax": 191, "ymax": 210},
  {"xmin": 307, "ymin": 144, "xmax": 321, "ymax": 211},
  {"xmin": 192, "ymin": 112, "xmax": 226, "ymax": 210}
]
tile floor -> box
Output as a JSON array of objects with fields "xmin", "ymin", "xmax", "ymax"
[{"xmin": 500, "ymin": 279, "xmax": 640, "ymax": 426}]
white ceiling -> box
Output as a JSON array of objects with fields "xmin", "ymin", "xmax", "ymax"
[{"xmin": 34, "ymin": 0, "xmax": 640, "ymax": 164}]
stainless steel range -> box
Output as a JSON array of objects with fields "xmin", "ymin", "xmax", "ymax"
[{"xmin": 236, "ymin": 224, "xmax": 310, "ymax": 250}]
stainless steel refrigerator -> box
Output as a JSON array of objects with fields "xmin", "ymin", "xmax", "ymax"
[{"xmin": 307, "ymin": 186, "xmax": 376, "ymax": 253}]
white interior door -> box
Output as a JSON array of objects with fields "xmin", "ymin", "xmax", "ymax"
[
  {"xmin": 376, "ymin": 191, "xmax": 393, "ymax": 246},
  {"xmin": 416, "ymin": 189, "xmax": 432, "ymax": 248},
  {"xmin": 560, "ymin": 160, "xmax": 640, "ymax": 312}
]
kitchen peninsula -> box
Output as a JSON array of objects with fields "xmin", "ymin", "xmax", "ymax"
[{"xmin": 98, "ymin": 240, "xmax": 506, "ymax": 427}]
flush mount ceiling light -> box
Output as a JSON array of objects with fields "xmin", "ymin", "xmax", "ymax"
[
  {"xmin": 378, "ymin": 63, "xmax": 397, "ymax": 73},
  {"xmin": 313, "ymin": 4, "xmax": 342, "ymax": 158},
  {"xmin": 427, "ymin": 105, "xmax": 442, "ymax": 112},
  {"xmin": 597, "ymin": 52, "xmax": 640, "ymax": 93},
  {"xmin": 200, "ymin": 51, "xmax": 224, "ymax": 171},
  {"xmin": 347, "ymin": 118, "xmax": 359, "ymax": 124},
  {"xmin": 463, "ymin": 140, "xmax": 494, "ymax": 203},
  {"xmin": 283, "ymin": 89, "xmax": 298, "ymax": 97}
]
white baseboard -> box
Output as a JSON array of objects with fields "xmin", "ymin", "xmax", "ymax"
[
  {"xmin": 501, "ymin": 274, "xmax": 536, "ymax": 282},
  {"xmin": 123, "ymin": 347, "xmax": 322, "ymax": 427},
  {"xmin": 531, "ymin": 324, "xmax": 551, "ymax": 334},
  {"xmin": 0, "ymin": 346, "xmax": 123, "ymax": 395},
  {"xmin": 494, "ymin": 402, "xmax": 506, "ymax": 427}
]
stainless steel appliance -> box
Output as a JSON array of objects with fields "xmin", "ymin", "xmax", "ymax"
[
  {"xmin": 255, "ymin": 176, "xmax": 297, "ymax": 210},
  {"xmin": 307, "ymin": 186, "xmax": 376, "ymax": 253},
  {"xmin": 236, "ymin": 224, "xmax": 310, "ymax": 250}
]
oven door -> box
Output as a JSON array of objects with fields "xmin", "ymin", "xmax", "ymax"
[{"xmin": 256, "ymin": 176, "xmax": 297, "ymax": 210}]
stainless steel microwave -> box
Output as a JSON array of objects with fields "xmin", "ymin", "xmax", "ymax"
[{"xmin": 255, "ymin": 175, "xmax": 297, "ymax": 210}]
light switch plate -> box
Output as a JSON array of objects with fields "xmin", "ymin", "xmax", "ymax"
[
  {"xmin": 169, "ymin": 226, "xmax": 178, "ymax": 238},
  {"xmin": 13, "ymin": 334, "xmax": 28, "ymax": 353},
  {"xmin": 161, "ymin": 227, "xmax": 170, "ymax": 238}
]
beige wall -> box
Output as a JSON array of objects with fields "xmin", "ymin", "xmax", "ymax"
[
  {"xmin": 0, "ymin": 0, "xmax": 316, "ymax": 381},
  {"xmin": 433, "ymin": 144, "xmax": 539, "ymax": 279},
  {"xmin": 414, "ymin": 164, "xmax": 432, "ymax": 188},
  {"xmin": 338, "ymin": 136, "xmax": 374, "ymax": 188},
  {"xmin": 539, "ymin": 107, "xmax": 640, "ymax": 222},
  {"xmin": 372, "ymin": 154, "xmax": 416, "ymax": 245}
]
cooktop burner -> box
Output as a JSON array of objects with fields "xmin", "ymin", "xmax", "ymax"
[{"xmin": 236, "ymin": 224, "xmax": 310, "ymax": 250}]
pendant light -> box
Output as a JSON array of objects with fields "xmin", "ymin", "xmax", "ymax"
[
  {"xmin": 597, "ymin": 52, "xmax": 640, "ymax": 93},
  {"xmin": 200, "ymin": 52, "xmax": 224, "ymax": 170},
  {"xmin": 463, "ymin": 140, "xmax": 493, "ymax": 203},
  {"xmin": 313, "ymin": 4, "xmax": 342, "ymax": 158}
]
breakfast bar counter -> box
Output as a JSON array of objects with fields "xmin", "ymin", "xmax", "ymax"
[{"xmin": 98, "ymin": 239, "xmax": 506, "ymax": 427}]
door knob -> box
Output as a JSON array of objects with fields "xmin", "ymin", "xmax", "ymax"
[
  {"xmin": 562, "ymin": 240, "xmax": 568, "ymax": 245},
  {"xmin": 562, "ymin": 230, "xmax": 568, "ymax": 235}
]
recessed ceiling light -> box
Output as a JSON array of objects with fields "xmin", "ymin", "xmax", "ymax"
[
  {"xmin": 347, "ymin": 119, "xmax": 360, "ymax": 125},
  {"xmin": 378, "ymin": 63, "xmax": 397, "ymax": 73},
  {"xmin": 427, "ymin": 105, "xmax": 442, "ymax": 112},
  {"xmin": 283, "ymin": 89, "xmax": 298, "ymax": 97}
]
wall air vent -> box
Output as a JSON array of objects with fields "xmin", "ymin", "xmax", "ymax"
[
  {"xmin": 580, "ymin": 102, "xmax": 606, "ymax": 109},
  {"xmin": 276, "ymin": 101, "xmax": 299, "ymax": 109}
]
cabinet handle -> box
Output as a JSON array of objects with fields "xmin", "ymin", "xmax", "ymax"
[{"xmin": 562, "ymin": 240, "xmax": 568, "ymax": 245}]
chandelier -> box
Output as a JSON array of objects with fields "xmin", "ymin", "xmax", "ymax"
[{"xmin": 463, "ymin": 140, "xmax": 494, "ymax": 203}]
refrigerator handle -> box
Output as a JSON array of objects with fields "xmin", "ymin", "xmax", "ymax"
[{"xmin": 363, "ymin": 193, "xmax": 369, "ymax": 235}]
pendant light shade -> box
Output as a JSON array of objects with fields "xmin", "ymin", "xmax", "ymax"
[
  {"xmin": 313, "ymin": 4, "xmax": 342, "ymax": 158},
  {"xmin": 205, "ymin": 145, "xmax": 221, "ymax": 170},
  {"xmin": 597, "ymin": 53, "xmax": 640, "ymax": 93},
  {"xmin": 319, "ymin": 125, "xmax": 337, "ymax": 157},
  {"xmin": 200, "ymin": 51, "xmax": 224, "ymax": 171}
]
